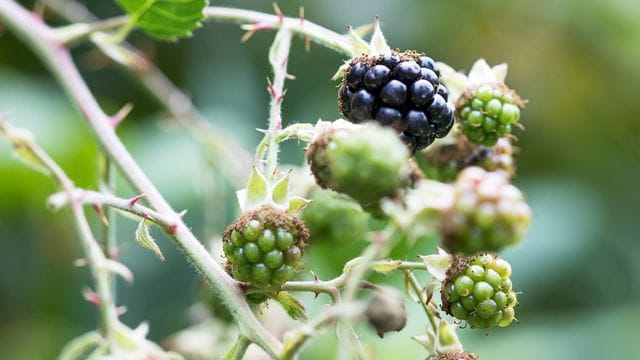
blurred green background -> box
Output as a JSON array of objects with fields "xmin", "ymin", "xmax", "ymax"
[{"xmin": 1, "ymin": 0, "xmax": 639, "ymax": 359}]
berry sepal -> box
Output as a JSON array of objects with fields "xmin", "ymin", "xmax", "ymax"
[{"xmin": 236, "ymin": 166, "xmax": 310, "ymax": 215}]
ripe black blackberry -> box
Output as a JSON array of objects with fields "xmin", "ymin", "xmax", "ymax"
[{"xmin": 338, "ymin": 51, "xmax": 454, "ymax": 151}]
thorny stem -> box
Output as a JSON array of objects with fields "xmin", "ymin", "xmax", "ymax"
[
  {"xmin": 48, "ymin": 189, "xmax": 175, "ymax": 233},
  {"xmin": 47, "ymin": 5, "xmax": 354, "ymax": 56},
  {"xmin": 264, "ymin": 28, "xmax": 293, "ymax": 179},
  {"xmin": 0, "ymin": 121, "xmax": 119, "ymax": 337},
  {"xmin": 221, "ymin": 334, "xmax": 251, "ymax": 360},
  {"xmin": 99, "ymin": 155, "xmax": 118, "ymax": 300},
  {"xmin": 0, "ymin": 1, "xmax": 282, "ymax": 356},
  {"xmin": 43, "ymin": 0, "xmax": 252, "ymax": 188},
  {"xmin": 204, "ymin": 7, "xmax": 353, "ymax": 56},
  {"xmin": 403, "ymin": 269, "xmax": 439, "ymax": 333}
]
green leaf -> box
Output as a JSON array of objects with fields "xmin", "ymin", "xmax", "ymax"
[
  {"xmin": 115, "ymin": 0, "xmax": 208, "ymax": 41},
  {"xmin": 271, "ymin": 291, "xmax": 307, "ymax": 321},
  {"xmin": 135, "ymin": 220, "xmax": 165, "ymax": 261}
]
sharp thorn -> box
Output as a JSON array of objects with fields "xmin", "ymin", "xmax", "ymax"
[
  {"xmin": 129, "ymin": 193, "xmax": 145, "ymax": 206},
  {"xmin": 110, "ymin": 103, "xmax": 133, "ymax": 128}
]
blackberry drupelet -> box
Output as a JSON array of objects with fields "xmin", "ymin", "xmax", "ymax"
[{"xmin": 338, "ymin": 51, "xmax": 455, "ymax": 151}]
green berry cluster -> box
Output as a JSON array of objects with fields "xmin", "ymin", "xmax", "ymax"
[
  {"xmin": 457, "ymin": 84, "xmax": 523, "ymax": 146},
  {"xmin": 443, "ymin": 254, "xmax": 517, "ymax": 330},
  {"xmin": 223, "ymin": 206, "xmax": 308, "ymax": 287},
  {"xmin": 418, "ymin": 135, "xmax": 515, "ymax": 183},
  {"xmin": 307, "ymin": 122, "xmax": 410, "ymax": 212},
  {"xmin": 443, "ymin": 167, "xmax": 531, "ymax": 255}
]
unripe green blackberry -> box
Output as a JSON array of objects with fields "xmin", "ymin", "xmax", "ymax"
[
  {"xmin": 436, "ymin": 352, "xmax": 480, "ymax": 360},
  {"xmin": 418, "ymin": 135, "xmax": 515, "ymax": 183},
  {"xmin": 442, "ymin": 254, "xmax": 517, "ymax": 330},
  {"xmin": 222, "ymin": 206, "xmax": 308, "ymax": 287},
  {"xmin": 456, "ymin": 84, "xmax": 524, "ymax": 146},
  {"xmin": 442, "ymin": 167, "xmax": 530, "ymax": 255},
  {"xmin": 301, "ymin": 189, "xmax": 369, "ymax": 243},
  {"xmin": 306, "ymin": 122, "xmax": 411, "ymax": 212}
]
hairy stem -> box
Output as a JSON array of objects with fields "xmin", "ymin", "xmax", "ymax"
[
  {"xmin": 0, "ymin": 1, "xmax": 281, "ymax": 356},
  {"xmin": 264, "ymin": 28, "xmax": 293, "ymax": 179}
]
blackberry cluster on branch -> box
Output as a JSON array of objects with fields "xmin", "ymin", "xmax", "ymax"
[{"xmin": 338, "ymin": 51, "xmax": 454, "ymax": 151}]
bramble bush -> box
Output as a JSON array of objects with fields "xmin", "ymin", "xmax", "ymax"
[{"xmin": 0, "ymin": 1, "xmax": 531, "ymax": 359}]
